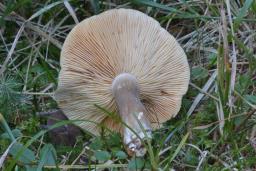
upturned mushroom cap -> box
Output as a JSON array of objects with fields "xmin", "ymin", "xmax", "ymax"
[{"xmin": 55, "ymin": 9, "xmax": 190, "ymax": 136}]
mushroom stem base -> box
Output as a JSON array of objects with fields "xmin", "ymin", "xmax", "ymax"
[{"xmin": 112, "ymin": 73, "xmax": 152, "ymax": 156}]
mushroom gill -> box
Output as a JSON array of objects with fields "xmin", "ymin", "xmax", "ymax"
[{"xmin": 55, "ymin": 9, "xmax": 190, "ymax": 156}]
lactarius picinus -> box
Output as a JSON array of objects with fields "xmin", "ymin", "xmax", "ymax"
[{"xmin": 55, "ymin": 9, "xmax": 190, "ymax": 156}]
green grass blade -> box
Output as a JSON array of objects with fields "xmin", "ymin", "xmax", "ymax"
[
  {"xmin": 0, "ymin": 113, "xmax": 15, "ymax": 142},
  {"xmin": 5, "ymin": 119, "xmax": 99, "ymax": 170},
  {"xmin": 89, "ymin": 0, "xmax": 100, "ymax": 14},
  {"xmin": 37, "ymin": 144, "xmax": 58, "ymax": 171},
  {"xmin": 37, "ymin": 57, "xmax": 57, "ymax": 86},
  {"xmin": 234, "ymin": 0, "xmax": 254, "ymax": 29},
  {"xmin": 131, "ymin": 0, "xmax": 193, "ymax": 17},
  {"xmin": 28, "ymin": 1, "xmax": 64, "ymax": 21},
  {"xmin": 162, "ymin": 133, "xmax": 189, "ymax": 170}
]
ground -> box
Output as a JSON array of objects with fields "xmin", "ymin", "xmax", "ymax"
[{"xmin": 0, "ymin": 0, "xmax": 256, "ymax": 170}]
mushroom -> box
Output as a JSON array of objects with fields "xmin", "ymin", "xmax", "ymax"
[{"xmin": 55, "ymin": 9, "xmax": 190, "ymax": 156}]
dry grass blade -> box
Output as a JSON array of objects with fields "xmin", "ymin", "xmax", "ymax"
[
  {"xmin": 25, "ymin": 23, "xmax": 63, "ymax": 49},
  {"xmin": 28, "ymin": 1, "xmax": 64, "ymax": 21},
  {"xmin": 250, "ymin": 125, "xmax": 256, "ymax": 151},
  {"xmin": 0, "ymin": 24, "xmax": 25, "ymax": 75},
  {"xmin": 21, "ymin": 92, "xmax": 54, "ymax": 96},
  {"xmin": 214, "ymin": 6, "xmax": 229, "ymax": 135},
  {"xmin": 196, "ymin": 151, "xmax": 207, "ymax": 170},
  {"xmin": 22, "ymin": 47, "xmax": 34, "ymax": 91},
  {"xmin": 189, "ymin": 82, "xmax": 219, "ymax": 101},
  {"xmin": 1, "ymin": 1, "xmax": 256, "ymax": 170},
  {"xmin": 215, "ymin": 85, "xmax": 225, "ymax": 136},
  {"xmin": 193, "ymin": 112, "xmax": 256, "ymax": 130},
  {"xmin": 64, "ymin": 0, "xmax": 79, "ymax": 24},
  {"xmin": 186, "ymin": 144, "xmax": 229, "ymax": 170},
  {"xmin": 0, "ymin": 31, "xmax": 9, "ymax": 52},
  {"xmin": 187, "ymin": 70, "xmax": 217, "ymax": 116},
  {"xmin": 0, "ymin": 141, "xmax": 17, "ymax": 168},
  {"xmin": 4, "ymin": 2, "xmax": 63, "ymax": 48},
  {"xmin": 0, "ymin": 1, "xmax": 63, "ymax": 76},
  {"xmin": 43, "ymin": 164, "xmax": 128, "ymax": 169},
  {"xmin": 208, "ymin": 152, "xmax": 230, "ymax": 168},
  {"xmin": 192, "ymin": 123, "xmax": 215, "ymax": 130},
  {"xmin": 225, "ymin": 0, "xmax": 237, "ymax": 116},
  {"xmin": 70, "ymin": 146, "xmax": 87, "ymax": 165}
]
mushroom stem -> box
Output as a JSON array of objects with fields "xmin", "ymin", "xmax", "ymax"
[{"xmin": 112, "ymin": 73, "xmax": 152, "ymax": 156}]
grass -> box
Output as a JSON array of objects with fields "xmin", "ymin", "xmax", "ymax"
[{"xmin": 0, "ymin": 0, "xmax": 256, "ymax": 170}]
